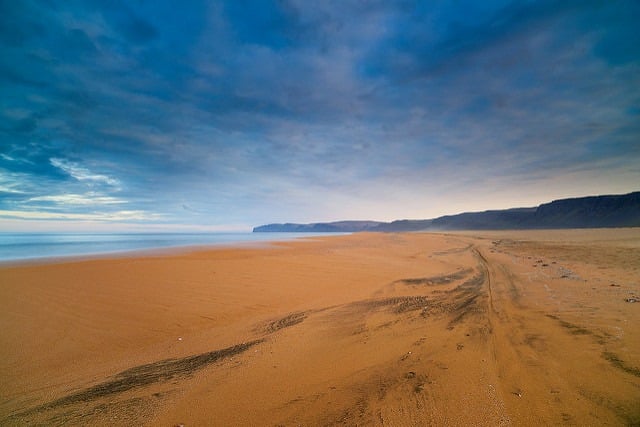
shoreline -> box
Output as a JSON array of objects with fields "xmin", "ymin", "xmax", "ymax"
[
  {"xmin": 4, "ymin": 226, "xmax": 638, "ymax": 267},
  {"xmin": 0, "ymin": 231, "xmax": 348, "ymax": 267},
  {"xmin": 0, "ymin": 239, "xmax": 284, "ymax": 268}
]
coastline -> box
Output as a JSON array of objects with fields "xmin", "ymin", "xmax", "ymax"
[
  {"xmin": 1, "ymin": 230, "xmax": 639, "ymax": 425},
  {"xmin": 0, "ymin": 231, "xmax": 347, "ymax": 266}
]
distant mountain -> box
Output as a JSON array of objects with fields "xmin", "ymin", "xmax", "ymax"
[
  {"xmin": 253, "ymin": 191, "xmax": 640, "ymax": 232},
  {"xmin": 531, "ymin": 192, "xmax": 640, "ymax": 228},
  {"xmin": 253, "ymin": 220, "xmax": 385, "ymax": 233}
]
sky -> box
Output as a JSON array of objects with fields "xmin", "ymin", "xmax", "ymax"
[{"xmin": 1, "ymin": 0, "xmax": 639, "ymax": 232}]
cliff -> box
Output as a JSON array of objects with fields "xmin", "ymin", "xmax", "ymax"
[{"xmin": 253, "ymin": 191, "xmax": 640, "ymax": 232}]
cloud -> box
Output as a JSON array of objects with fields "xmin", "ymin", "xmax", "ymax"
[
  {"xmin": 0, "ymin": 209, "xmax": 160, "ymax": 222},
  {"xmin": 0, "ymin": 185, "xmax": 25, "ymax": 195},
  {"xmin": 1, "ymin": 154, "xmax": 14, "ymax": 162},
  {"xmin": 49, "ymin": 158, "xmax": 120, "ymax": 187},
  {"xmin": 27, "ymin": 193, "xmax": 127, "ymax": 206},
  {"xmin": 0, "ymin": 1, "xmax": 638, "ymax": 230}
]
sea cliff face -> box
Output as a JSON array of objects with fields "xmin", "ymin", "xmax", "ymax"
[
  {"xmin": 253, "ymin": 191, "xmax": 640, "ymax": 232},
  {"xmin": 532, "ymin": 192, "xmax": 640, "ymax": 228}
]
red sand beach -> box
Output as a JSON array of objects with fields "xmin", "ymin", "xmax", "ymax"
[{"xmin": 1, "ymin": 230, "xmax": 639, "ymax": 425}]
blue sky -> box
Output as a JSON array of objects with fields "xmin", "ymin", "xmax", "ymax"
[{"xmin": 1, "ymin": 0, "xmax": 639, "ymax": 231}]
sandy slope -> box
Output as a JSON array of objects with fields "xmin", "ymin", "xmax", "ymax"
[{"xmin": 0, "ymin": 230, "xmax": 639, "ymax": 425}]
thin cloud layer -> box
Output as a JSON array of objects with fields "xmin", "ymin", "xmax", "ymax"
[
  {"xmin": 49, "ymin": 158, "xmax": 120, "ymax": 187},
  {"xmin": 1, "ymin": 1, "xmax": 639, "ymax": 230}
]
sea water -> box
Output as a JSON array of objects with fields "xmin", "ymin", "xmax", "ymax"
[{"xmin": 0, "ymin": 232, "xmax": 343, "ymax": 262}]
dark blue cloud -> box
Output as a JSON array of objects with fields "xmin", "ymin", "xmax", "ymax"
[
  {"xmin": 1, "ymin": 0, "xmax": 639, "ymax": 229},
  {"xmin": 223, "ymin": 0, "xmax": 302, "ymax": 49}
]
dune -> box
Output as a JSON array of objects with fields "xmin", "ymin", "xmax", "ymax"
[{"xmin": 1, "ymin": 230, "xmax": 639, "ymax": 425}]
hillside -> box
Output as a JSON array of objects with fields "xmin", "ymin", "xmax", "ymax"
[
  {"xmin": 253, "ymin": 191, "xmax": 640, "ymax": 232},
  {"xmin": 253, "ymin": 220, "xmax": 385, "ymax": 233}
]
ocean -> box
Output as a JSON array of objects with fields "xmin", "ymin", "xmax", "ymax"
[{"xmin": 0, "ymin": 232, "xmax": 342, "ymax": 262}]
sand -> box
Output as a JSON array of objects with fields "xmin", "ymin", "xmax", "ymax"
[{"xmin": 0, "ymin": 230, "xmax": 639, "ymax": 426}]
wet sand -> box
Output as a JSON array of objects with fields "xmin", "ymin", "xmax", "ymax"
[{"xmin": 1, "ymin": 230, "xmax": 639, "ymax": 426}]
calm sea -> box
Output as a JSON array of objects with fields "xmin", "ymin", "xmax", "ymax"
[{"xmin": 0, "ymin": 232, "xmax": 342, "ymax": 262}]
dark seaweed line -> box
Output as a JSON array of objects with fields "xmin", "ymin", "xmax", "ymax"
[
  {"xmin": 14, "ymin": 340, "xmax": 263, "ymax": 418},
  {"xmin": 444, "ymin": 258, "xmax": 487, "ymax": 328},
  {"xmin": 545, "ymin": 316, "xmax": 640, "ymax": 377},
  {"xmin": 545, "ymin": 314, "xmax": 593, "ymax": 336},
  {"xmin": 602, "ymin": 352, "xmax": 640, "ymax": 378},
  {"xmin": 446, "ymin": 285, "xmax": 484, "ymax": 327},
  {"xmin": 265, "ymin": 312, "xmax": 307, "ymax": 333},
  {"xmin": 396, "ymin": 268, "xmax": 473, "ymax": 286},
  {"xmin": 351, "ymin": 296, "xmax": 431, "ymax": 313},
  {"xmin": 393, "ymin": 296, "xmax": 431, "ymax": 313}
]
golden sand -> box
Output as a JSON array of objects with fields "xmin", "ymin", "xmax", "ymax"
[{"xmin": 1, "ymin": 230, "xmax": 639, "ymax": 425}]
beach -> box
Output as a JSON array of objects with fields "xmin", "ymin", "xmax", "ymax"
[{"xmin": 1, "ymin": 230, "xmax": 639, "ymax": 425}]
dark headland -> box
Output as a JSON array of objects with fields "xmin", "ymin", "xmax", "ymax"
[{"xmin": 253, "ymin": 191, "xmax": 640, "ymax": 232}]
